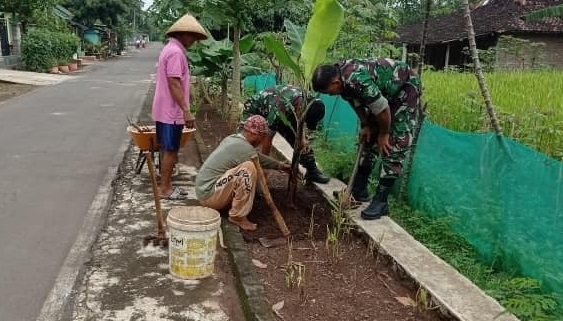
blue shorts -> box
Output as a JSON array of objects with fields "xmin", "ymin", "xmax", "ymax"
[{"xmin": 155, "ymin": 121, "xmax": 184, "ymax": 151}]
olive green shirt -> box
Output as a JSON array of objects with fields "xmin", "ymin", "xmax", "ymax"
[{"xmin": 195, "ymin": 133, "xmax": 281, "ymax": 199}]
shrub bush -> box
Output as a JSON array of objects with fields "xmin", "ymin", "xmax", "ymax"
[
  {"xmin": 21, "ymin": 29, "xmax": 80, "ymax": 72},
  {"xmin": 60, "ymin": 33, "xmax": 79, "ymax": 63},
  {"xmin": 21, "ymin": 29, "xmax": 53, "ymax": 72}
]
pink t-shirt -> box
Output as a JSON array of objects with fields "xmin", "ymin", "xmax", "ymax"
[{"xmin": 151, "ymin": 38, "xmax": 190, "ymax": 125}]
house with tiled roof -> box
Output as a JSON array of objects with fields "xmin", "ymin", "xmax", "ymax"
[
  {"xmin": 396, "ymin": 0, "xmax": 563, "ymax": 70},
  {"xmin": 0, "ymin": 12, "xmax": 22, "ymax": 67}
]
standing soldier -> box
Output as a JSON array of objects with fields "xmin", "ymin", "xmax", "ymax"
[
  {"xmin": 242, "ymin": 84, "xmax": 330, "ymax": 184},
  {"xmin": 311, "ymin": 58, "xmax": 421, "ymax": 219}
]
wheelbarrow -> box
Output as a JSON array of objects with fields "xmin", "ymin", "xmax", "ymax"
[
  {"xmin": 127, "ymin": 125, "xmax": 196, "ymax": 247},
  {"xmin": 127, "ymin": 125, "xmax": 195, "ymax": 175}
]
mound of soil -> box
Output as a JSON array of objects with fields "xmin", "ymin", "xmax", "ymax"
[{"xmin": 194, "ymin": 104, "xmax": 447, "ymax": 321}]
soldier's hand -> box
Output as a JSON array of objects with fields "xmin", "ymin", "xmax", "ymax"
[
  {"xmin": 377, "ymin": 133, "xmax": 391, "ymax": 156},
  {"xmin": 300, "ymin": 137, "xmax": 311, "ymax": 154},
  {"xmin": 359, "ymin": 127, "xmax": 371, "ymax": 144}
]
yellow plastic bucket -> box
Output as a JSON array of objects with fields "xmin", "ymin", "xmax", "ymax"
[{"xmin": 167, "ymin": 206, "xmax": 221, "ymax": 279}]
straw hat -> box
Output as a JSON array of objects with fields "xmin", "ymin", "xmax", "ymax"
[{"xmin": 166, "ymin": 13, "xmax": 208, "ymax": 40}]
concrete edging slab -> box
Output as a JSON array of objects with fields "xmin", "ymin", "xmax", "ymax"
[
  {"xmin": 221, "ymin": 221, "xmax": 277, "ymax": 321},
  {"xmin": 271, "ymin": 134, "xmax": 519, "ymax": 321},
  {"xmin": 0, "ymin": 69, "xmax": 74, "ymax": 86}
]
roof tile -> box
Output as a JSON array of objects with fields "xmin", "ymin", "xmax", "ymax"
[{"xmin": 397, "ymin": 0, "xmax": 563, "ymax": 44}]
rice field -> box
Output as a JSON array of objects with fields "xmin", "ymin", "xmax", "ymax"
[{"xmin": 421, "ymin": 70, "xmax": 563, "ymax": 159}]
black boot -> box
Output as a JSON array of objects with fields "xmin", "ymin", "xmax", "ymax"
[
  {"xmin": 361, "ymin": 178, "xmax": 395, "ymax": 220},
  {"xmin": 351, "ymin": 154, "xmax": 375, "ymax": 202},
  {"xmin": 300, "ymin": 152, "xmax": 330, "ymax": 184},
  {"xmin": 351, "ymin": 173, "xmax": 370, "ymax": 202}
]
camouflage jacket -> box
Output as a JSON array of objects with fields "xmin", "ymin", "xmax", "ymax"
[
  {"xmin": 337, "ymin": 58, "xmax": 421, "ymax": 125},
  {"xmin": 242, "ymin": 84, "xmax": 308, "ymax": 133}
]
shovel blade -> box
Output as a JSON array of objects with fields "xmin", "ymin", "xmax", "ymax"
[{"xmin": 258, "ymin": 237, "xmax": 288, "ymax": 248}]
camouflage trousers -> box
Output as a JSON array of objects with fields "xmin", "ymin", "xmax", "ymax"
[{"xmin": 361, "ymin": 83, "xmax": 420, "ymax": 180}]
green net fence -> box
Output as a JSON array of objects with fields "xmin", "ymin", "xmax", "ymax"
[
  {"xmin": 319, "ymin": 95, "xmax": 359, "ymax": 142},
  {"xmin": 242, "ymin": 73, "xmax": 359, "ymax": 142},
  {"xmin": 243, "ymin": 74, "xmax": 563, "ymax": 301},
  {"xmin": 409, "ymin": 120, "xmax": 563, "ymax": 299},
  {"xmin": 243, "ymin": 73, "xmax": 277, "ymax": 94}
]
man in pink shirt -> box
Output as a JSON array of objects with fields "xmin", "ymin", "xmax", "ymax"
[{"xmin": 152, "ymin": 13, "xmax": 207, "ymax": 199}]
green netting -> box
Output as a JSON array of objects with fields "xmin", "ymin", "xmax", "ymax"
[
  {"xmin": 319, "ymin": 95, "xmax": 359, "ymax": 142},
  {"xmin": 242, "ymin": 74, "xmax": 360, "ymax": 141},
  {"xmin": 243, "ymin": 73, "xmax": 277, "ymax": 94},
  {"xmin": 243, "ymin": 75, "xmax": 563, "ymax": 299},
  {"xmin": 409, "ymin": 120, "xmax": 563, "ymax": 299}
]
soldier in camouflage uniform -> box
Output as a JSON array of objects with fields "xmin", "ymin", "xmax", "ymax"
[
  {"xmin": 312, "ymin": 58, "xmax": 421, "ymax": 219},
  {"xmin": 242, "ymin": 84, "xmax": 330, "ymax": 184}
]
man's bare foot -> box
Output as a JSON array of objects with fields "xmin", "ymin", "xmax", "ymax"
[
  {"xmin": 228, "ymin": 216, "xmax": 257, "ymax": 231},
  {"xmin": 158, "ymin": 190, "xmax": 172, "ymax": 199}
]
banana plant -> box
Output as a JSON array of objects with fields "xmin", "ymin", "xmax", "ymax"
[
  {"xmin": 190, "ymin": 34, "xmax": 261, "ymax": 117},
  {"xmin": 264, "ymin": 0, "xmax": 344, "ymax": 207},
  {"xmin": 284, "ymin": 19, "xmax": 306, "ymax": 61}
]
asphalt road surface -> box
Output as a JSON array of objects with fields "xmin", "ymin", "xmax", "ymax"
[{"xmin": 0, "ymin": 46, "xmax": 160, "ymax": 321}]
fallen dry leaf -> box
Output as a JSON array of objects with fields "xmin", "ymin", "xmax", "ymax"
[
  {"xmin": 252, "ymin": 258, "xmax": 268, "ymax": 269},
  {"xmin": 395, "ymin": 296, "xmax": 416, "ymax": 307},
  {"xmin": 272, "ymin": 300, "xmax": 285, "ymax": 319}
]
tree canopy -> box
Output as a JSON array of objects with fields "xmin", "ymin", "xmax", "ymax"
[
  {"xmin": 0, "ymin": 0, "xmax": 59, "ymax": 32},
  {"xmin": 61, "ymin": 0, "xmax": 142, "ymax": 27}
]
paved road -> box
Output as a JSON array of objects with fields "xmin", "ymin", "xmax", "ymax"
[{"xmin": 0, "ymin": 46, "xmax": 159, "ymax": 321}]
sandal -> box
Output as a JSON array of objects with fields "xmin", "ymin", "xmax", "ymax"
[
  {"xmin": 160, "ymin": 187, "xmax": 187, "ymax": 200},
  {"xmin": 175, "ymin": 187, "xmax": 190, "ymax": 196}
]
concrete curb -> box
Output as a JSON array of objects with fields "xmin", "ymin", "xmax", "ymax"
[
  {"xmin": 222, "ymin": 221, "xmax": 277, "ymax": 321},
  {"xmin": 193, "ymin": 125, "xmax": 276, "ymax": 321},
  {"xmin": 0, "ymin": 69, "xmax": 74, "ymax": 86},
  {"xmin": 271, "ymin": 134, "xmax": 520, "ymax": 321},
  {"xmin": 35, "ymin": 82, "xmax": 150, "ymax": 321},
  {"xmin": 36, "ymin": 146, "xmax": 132, "ymax": 321}
]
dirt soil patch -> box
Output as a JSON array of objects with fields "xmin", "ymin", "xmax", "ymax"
[
  {"xmin": 195, "ymin": 105, "xmax": 448, "ymax": 321},
  {"xmin": 0, "ymin": 81, "xmax": 37, "ymax": 103}
]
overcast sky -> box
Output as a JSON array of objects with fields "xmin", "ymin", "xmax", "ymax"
[{"xmin": 143, "ymin": 0, "xmax": 153, "ymax": 10}]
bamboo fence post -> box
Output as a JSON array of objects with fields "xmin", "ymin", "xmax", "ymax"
[
  {"xmin": 462, "ymin": 0, "xmax": 503, "ymax": 136},
  {"xmin": 399, "ymin": 0, "xmax": 432, "ymax": 201}
]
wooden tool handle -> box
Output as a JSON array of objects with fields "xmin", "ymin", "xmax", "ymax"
[
  {"xmin": 250, "ymin": 155, "xmax": 290, "ymax": 236},
  {"xmin": 145, "ymin": 152, "xmax": 165, "ymax": 237},
  {"xmin": 341, "ymin": 143, "xmax": 364, "ymax": 208}
]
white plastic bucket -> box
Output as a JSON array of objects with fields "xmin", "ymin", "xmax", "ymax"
[{"xmin": 167, "ymin": 206, "xmax": 221, "ymax": 279}]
